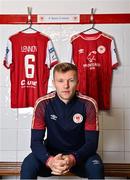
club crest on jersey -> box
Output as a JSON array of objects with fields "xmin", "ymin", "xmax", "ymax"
[
  {"xmin": 73, "ymin": 113, "xmax": 83, "ymax": 124},
  {"xmin": 97, "ymin": 45, "xmax": 106, "ymax": 54}
]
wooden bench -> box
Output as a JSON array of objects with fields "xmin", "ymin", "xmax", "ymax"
[{"xmin": 0, "ymin": 162, "xmax": 130, "ymax": 178}]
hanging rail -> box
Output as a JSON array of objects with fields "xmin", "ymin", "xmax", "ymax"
[{"xmin": 0, "ymin": 14, "xmax": 130, "ymax": 24}]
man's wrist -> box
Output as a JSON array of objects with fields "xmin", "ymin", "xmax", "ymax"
[
  {"xmin": 68, "ymin": 154, "xmax": 76, "ymax": 166},
  {"xmin": 46, "ymin": 156, "xmax": 54, "ymax": 168}
]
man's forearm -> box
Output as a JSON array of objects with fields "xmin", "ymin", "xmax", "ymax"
[
  {"xmin": 72, "ymin": 131, "xmax": 99, "ymax": 163},
  {"xmin": 31, "ymin": 129, "xmax": 50, "ymax": 164}
]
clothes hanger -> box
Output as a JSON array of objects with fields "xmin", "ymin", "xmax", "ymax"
[
  {"xmin": 21, "ymin": 7, "xmax": 39, "ymax": 33},
  {"xmin": 82, "ymin": 23, "xmax": 101, "ymax": 34},
  {"xmin": 21, "ymin": 20, "xmax": 39, "ymax": 32},
  {"xmin": 82, "ymin": 8, "xmax": 101, "ymax": 34}
]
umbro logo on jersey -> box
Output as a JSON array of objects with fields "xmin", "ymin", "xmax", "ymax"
[
  {"xmin": 50, "ymin": 114, "xmax": 57, "ymax": 121},
  {"xmin": 78, "ymin": 49, "xmax": 84, "ymax": 54},
  {"xmin": 73, "ymin": 113, "xmax": 83, "ymax": 124}
]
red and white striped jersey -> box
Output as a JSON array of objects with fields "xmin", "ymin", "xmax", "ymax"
[
  {"xmin": 4, "ymin": 32, "xmax": 58, "ymax": 108},
  {"xmin": 71, "ymin": 32, "xmax": 119, "ymax": 110}
]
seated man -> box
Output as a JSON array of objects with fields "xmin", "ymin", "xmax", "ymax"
[{"xmin": 20, "ymin": 62, "xmax": 104, "ymax": 179}]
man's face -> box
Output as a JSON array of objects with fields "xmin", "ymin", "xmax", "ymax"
[{"xmin": 53, "ymin": 70, "xmax": 78, "ymax": 103}]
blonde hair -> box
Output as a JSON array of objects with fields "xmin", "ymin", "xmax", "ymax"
[{"xmin": 53, "ymin": 62, "xmax": 78, "ymax": 78}]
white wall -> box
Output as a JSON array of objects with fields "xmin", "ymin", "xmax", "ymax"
[
  {"xmin": 0, "ymin": 0, "xmax": 130, "ymax": 164},
  {"xmin": 0, "ymin": 0, "xmax": 130, "ymax": 13}
]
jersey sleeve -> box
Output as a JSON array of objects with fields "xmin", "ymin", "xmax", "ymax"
[
  {"xmin": 70, "ymin": 35, "xmax": 77, "ymax": 64},
  {"xmin": 32, "ymin": 100, "xmax": 46, "ymax": 130},
  {"xmin": 3, "ymin": 39, "xmax": 12, "ymax": 69},
  {"xmin": 70, "ymin": 43, "xmax": 75, "ymax": 64},
  {"xmin": 84, "ymin": 98, "xmax": 99, "ymax": 131},
  {"xmin": 45, "ymin": 39, "xmax": 59, "ymax": 69},
  {"xmin": 111, "ymin": 39, "xmax": 119, "ymax": 69}
]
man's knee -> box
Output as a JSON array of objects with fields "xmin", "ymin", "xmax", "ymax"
[
  {"xmin": 21, "ymin": 153, "xmax": 38, "ymax": 170},
  {"xmin": 87, "ymin": 154, "xmax": 103, "ymax": 166},
  {"xmin": 20, "ymin": 153, "xmax": 41, "ymax": 179},
  {"xmin": 86, "ymin": 154, "xmax": 104, "ymax": 179}
]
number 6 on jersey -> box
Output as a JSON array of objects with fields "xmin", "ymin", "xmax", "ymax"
[{"xmin": 25, "ymin": 54, "xmax": 35, "ymax": 78}]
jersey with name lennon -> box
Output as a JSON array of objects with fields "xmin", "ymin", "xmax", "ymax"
[{"xmin": 4, "ymin": 31, "xmax": 58, "ymax": 108}]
